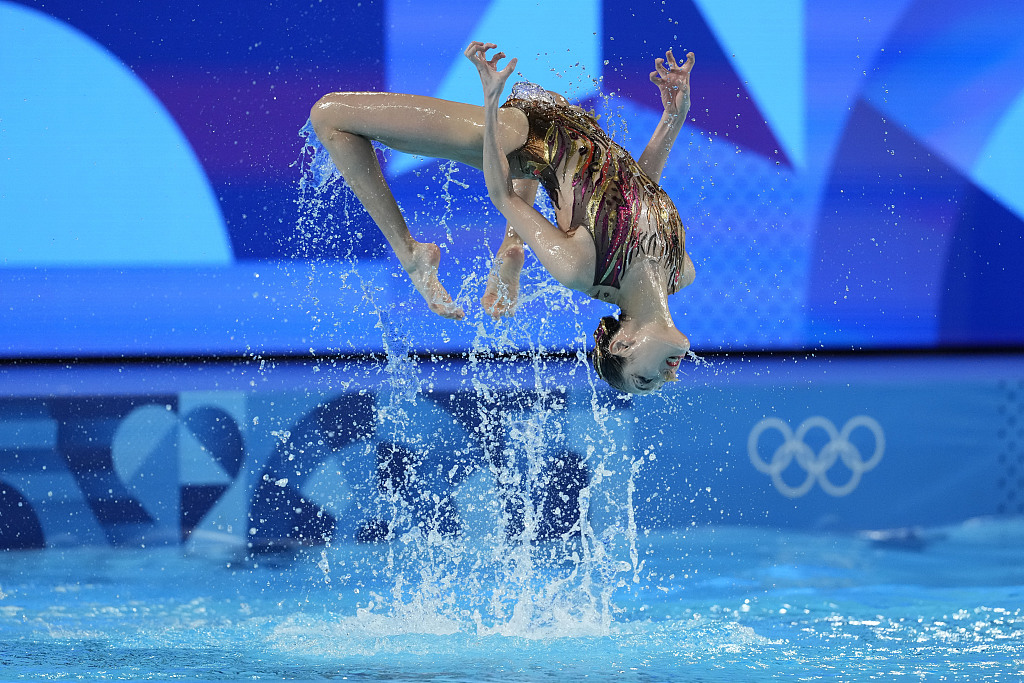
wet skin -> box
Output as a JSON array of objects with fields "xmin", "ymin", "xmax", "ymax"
[
  {"xmin": 615, "ymin": 325, "xmax": 691, "ymax": 394},
  {"xmin": 312, "ymin": 41, "xmax": 696, "ymax": 393}
]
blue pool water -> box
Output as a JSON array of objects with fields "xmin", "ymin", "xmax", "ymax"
[{"xmin": 2, "ymin": 520, "xmax": 1022, "ymax": 681}]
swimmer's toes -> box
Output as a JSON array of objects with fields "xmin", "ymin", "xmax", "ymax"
[
  {"xmin": 481, "ymin": 293, "xmax": 514, "ymax": 319},
  {"xmin": 432, "ymin": 300, "xmax": 465, "ymax": 320},
  {"xmin": 481, "ymin": 244, "xmax": 524, "ymax": 319},
  {"xmin": 421, "ymin": 286, "xmax": 464, "ymax": 320},
  {"xmin": 404, "ymin": 242, "xmax": 464, "ymax": 320}
]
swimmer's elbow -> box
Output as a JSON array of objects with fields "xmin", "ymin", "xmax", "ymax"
[
  {"xmin": 486, "ymin": 178, "xmax": 517, "ymax": 211},
  {"xmin": 491, "ymin": 194, "xmax": 531, "ymax": 229},
  {"xmin": 492, "ymin": 196, "xmax": 523, "ymax": 224}
]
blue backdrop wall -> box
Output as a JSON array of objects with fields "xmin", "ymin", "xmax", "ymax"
[
  {"xmin": 2, "ymin": 354, "xmax": 1021, "ymax": 550},
  {"xmin": 3, "ymin": 0, "xmax": 1024, "ymax": 357}
]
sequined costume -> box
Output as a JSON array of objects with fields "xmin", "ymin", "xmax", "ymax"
[{"xmin": 501, "ymin": 83, "xmax": 687, "ymax": 295}]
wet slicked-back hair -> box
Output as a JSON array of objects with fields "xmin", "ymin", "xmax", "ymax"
[{"xmin": 591, "ymin": 315, "xmax": 630, "ymax": 393}]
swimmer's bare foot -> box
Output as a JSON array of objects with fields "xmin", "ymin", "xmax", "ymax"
[
  {"xmin": 481, "ymin": 243, "xmax": 524, "ymax": 319},
  {"xmin": 404, "ymin": 242, "xmax": 464, "ymax": 319}
]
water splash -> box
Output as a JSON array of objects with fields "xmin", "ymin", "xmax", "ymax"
[{"xmin": 282, "ymin": 117, "xmax": 649, "ymax": 638}]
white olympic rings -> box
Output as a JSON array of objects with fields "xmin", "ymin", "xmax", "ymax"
[{"xmin": 747, "ymin": 416, "xmax": 885, "ymax": 498}]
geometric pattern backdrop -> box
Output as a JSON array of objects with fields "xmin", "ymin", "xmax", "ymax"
[
  {"xmin": 2, "ymin": 355, "xmax": 1021, "ymax": 550},
  {"xmin": 2, "ymin": 0, "xmax": 1023, "ymax": 356}
]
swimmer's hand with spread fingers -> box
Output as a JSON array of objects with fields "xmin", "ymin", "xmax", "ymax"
[
  {"xmin": 464, "ymin": 41, "xmax": 518, "ymax": 105},
  {"xmin": 649, "ymin": 48, "xmax": 695, "ymax": 118}
]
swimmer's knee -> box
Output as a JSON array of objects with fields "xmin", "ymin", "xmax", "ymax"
[
  {"xmin": 309, "ymin": 96, "xmax": 330, "ymax": 136},
  {"xmin": 309, "ymin": 92, "xmax": 357, "ymax": 136}
]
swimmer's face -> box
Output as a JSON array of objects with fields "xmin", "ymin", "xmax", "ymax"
[{"xmin": 615, "ymin": 332, "xmax": 690, "ymax": 395}]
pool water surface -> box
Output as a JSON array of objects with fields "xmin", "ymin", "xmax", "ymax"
[{"xmin": 2, "ymin": 521, "xmax": 1022, "ymax": 681}]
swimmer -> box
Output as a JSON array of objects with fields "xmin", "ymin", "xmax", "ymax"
[{"xmin": 309, "ymin": 41, "xmax": 696, "ymax": 394}]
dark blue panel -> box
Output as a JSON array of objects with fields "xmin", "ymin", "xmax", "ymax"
[
  {"xmin": 244, "ymin": 176, "xmax": 388, "ymax": 261},
  {"xmin": 248, "ymin": 392, "xmax": 375, "ymax": 551},
  {"xmin": 14, "ymin": 1, "xmax": 385, "ymax": 68},
  {"xmin": 939, "ymin": 189, "xmax": 1024, "ymax": 346},
  {"xmin": 180, "ymin": 484, "xmax": 230, "ymax": 542},
  {"xmin": 601, "ymin": 0, "xmax": 788, "ymax": 165},
  {"xmin": 375, "ymin": 441, "xmax": 461, "ymax": 538},
  {"xmin": 534, "ymin": 448, "xmax": 588, "ymax": 541},
  {"xmin": 248, "ymin": 480, "xmax": 336, "ymax": 553},
  {"xmin": 809, "ymin": 100, "xmax": 965, "ymax": 347},
  {"xmin": 183, "ymin": 407, "xmax": 245, "ymax": 479},
  {"xmin": 0, "ymin": 481, "xmax": 45, "ymax": 550}
]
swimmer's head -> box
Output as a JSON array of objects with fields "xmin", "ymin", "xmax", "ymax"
[{"xmin": 592, "ymin": 315, "xmax": 690, "ymax": 395}]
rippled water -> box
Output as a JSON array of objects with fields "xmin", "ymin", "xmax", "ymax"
[{"xmin": 2, "ymin": 521, "xmax": 1022, "ymax": 681}]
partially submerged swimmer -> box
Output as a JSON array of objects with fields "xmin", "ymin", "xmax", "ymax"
[{"xmin": 309, "ymin": 42, "xmax": 697, "ymax": 394}]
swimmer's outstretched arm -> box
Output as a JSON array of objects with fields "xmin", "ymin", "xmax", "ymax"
[
  {"xmin": 466, "ymin": 41, "xmax": 595, "ymax": 292},
  {"xmin": 638, "ymin": 49, "xmax": 695, "ymax": 183}
]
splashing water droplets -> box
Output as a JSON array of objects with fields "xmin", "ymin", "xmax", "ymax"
[{"xmin": 285, "ymin": 111, "xmax": 656, "ymax": 637}]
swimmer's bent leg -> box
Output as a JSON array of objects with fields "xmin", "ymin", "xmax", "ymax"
[{"xmin": 309, "ymin": 92, "xmax": 529, "ymax": 320}]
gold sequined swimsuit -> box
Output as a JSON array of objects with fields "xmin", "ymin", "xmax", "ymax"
[{"xmin": 501, "ymin": 95, "xmax": 687, "ymax": 295}]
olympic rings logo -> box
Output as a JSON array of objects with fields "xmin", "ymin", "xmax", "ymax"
[{"xmin": 747, "ymin": 416, "xmax": 885, "ymax": 498}]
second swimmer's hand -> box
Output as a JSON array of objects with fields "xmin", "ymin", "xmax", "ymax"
[
  {"xmin": 650, "ymin": 49, "xmax": 695, "ymax": 117},
  {"xmin": 465, "ymin": 41, "xmax": 517, "ymax": 102}
]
